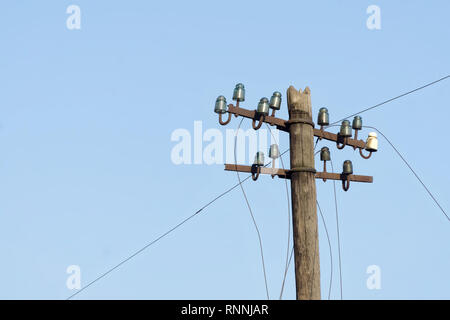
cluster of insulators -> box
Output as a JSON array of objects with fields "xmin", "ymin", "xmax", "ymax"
[
  {"xmin": 250, "ymin": 144, "xmax": 280, "ymax": 181},
  {"xmin": 317, "ymin": 108, "xmax": 378, "ymax": 158},
  {"xmin": 214, "ymin": 83, "xmax": 282, "ymax": 129}
]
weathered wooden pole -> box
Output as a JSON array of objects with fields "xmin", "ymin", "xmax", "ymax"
[{"xmin": 287, "ymin": 86, "xmax": 321, "ymax": 299}]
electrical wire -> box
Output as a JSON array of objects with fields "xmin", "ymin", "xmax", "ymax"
[
  {"xmin": 316, "ymin": 200, "xmax": 333, "ymax": 300},
  {"xmin": 330, "ymin": 160, "xmax": 343, "ymax": 300},
  {"xmin": 314, "ymin": 124, "xmax": 449, "ymax": 300},
  {"xmin": 262, "ymin": 123, "xmax": 292, "ymax": 300},
  {"xmin": 265, "ymin": 122, "xmax": 449, "ymax": 300},
  {"xmin": 363, "ymin": 125, "xmax": 449, "ymax": 222},
  {"xmin": 67, "ymin": 204, "xmax": 209, "ymax": 299},
  {"xmin": 317, "ymin": 125, "xmax": 343, "ymax": 299},
  {"xmin": 67, "ymin": 147, "xmax": 289, "ymax": 300},
  {"xmin": 329, "ymin": 75, "xmax": 450, "ymax": 126},
  {"xmin": 67, "ymin": 75, "xmax": 449, "ymax": 300},
  {"xmin": 282, "ymin": 199, "xmax": 334, "ymax": 300},
  {"xmin": 278, "ymin": 75, "xmax": 450, "ymax": 299},
  {"xmin": 315, "ymin": 147, "xmax": 335, "ymax": 300},
  {"xmin": 279, "ymin": 142, "xmax": 334, "ymax": 300},
  {"xmin": 234, "ymin": 118, "xmax": 270, "ymax": 299},
  {"xmin": 279, "ymin": 139, "xmax": 320, "ymax": 299}
]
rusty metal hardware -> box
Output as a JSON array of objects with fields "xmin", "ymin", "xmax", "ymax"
[
  {"xmin": 227, "ymin": 104, "xmax": 287, "ymax": 129},
  {"xmin": 286, "ymin": 118, "xmax": 315, "ymax": 127},
  {"xmin": 342, "ymin": 176, "xmax": 350, "ymax": 191},
  {"xmin": 219, "ymin": 112, "xmax": 231, "ymax": 125},
  {"xmin": 221, "ymin": 103, "xmax": 367, "ymax": 149},
  {"xmin": 251, "ymin": 164, "xmax": 261, "ymax": 181},
  {"xmin": 251, "ymin": 152, "xmax": 265, "ymax": 181},
  {"xmin": 224, "ymin": 164, "xmax": 373, "ymax": 183},
  {"xmin": 252, "ymin": 114, "xmax": 265, "ymax": 130},
  {"xmin": 314, "ymin": 128, "xmax": 365, "ymax": 149},
  {"xmin": 289, "ymin": 167, "xmax": 317, "ymax": 174},
  {"xmin": 359, "ymin": 148, "xmax": 373, "ymax": 159},
  {"xmin": 336, "ymin": 133, "xmax": 348, "ymax": 149}
]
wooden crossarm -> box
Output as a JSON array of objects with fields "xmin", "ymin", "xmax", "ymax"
[{"xmin": 224, "ymin": 164, "xmax": 373, "ymax": 183}]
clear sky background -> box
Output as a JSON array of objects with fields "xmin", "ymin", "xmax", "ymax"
[{"xmin": 0, "ymin": 1, "xmax": 449, "ymax": 299}]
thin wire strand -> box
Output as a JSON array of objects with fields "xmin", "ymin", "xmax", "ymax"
[
  {"xmin": 267, "ymin": 125, "xmax": 290, "ymax": 284},
  {"xmin": 67, "ymin": 148, "xmax": 289, "ymax": 300},
  {"xmin": 67, "ymin": 204, "xmax": 210, "ymax": 299},
  {"xmin": 305, "ymin": 138, "xmax": 325, "ymax": 299},
  {"xmin": 329, "ymin": 75, "xmax": 450, "ymax": 126},
  {"xmin": 67, "ymin": 75, "xmax": 449, "ymax": 300},
  {"xmin": 185, "ymin": 75, "xmax": 448, "ymax": 301},
  {"xmin": 316, "ymin": 200, "xmax": 333, "ymax": 300},
  {"xmin": 314, "ymin": 148, "xmax": 334, "ymax": 300},
  {"xmin": 282, "ymin": 122, "xmax": 448, "ymax": 300},
  {"xmin": 280, "ymin": 143, "xmax": 334, "ymax": 300},
  {"xmin": 262, "ymin": 123, "xmax": 292, "ymax": 301},
  {"xmin": 364, "ymin": 126, "xmax": 449, "ymax": 222},
  {"xmin": 279, "ymin": 139, "xmax": 320, "ymax": 299},
  {"xmin": 234, "ymin": 118, "xmax": 270, "ymax": 299},
  {"xmin": 283, "ymin": 245, "xmax": 295, "ymax": 298},
  {"xmin": 317, "ymin": 128, "xmax": 343, "ymax": 300},
  {"xmin": 307, "ymin": 141, "xmax": 321, "ymax": 299},
  {"xmin": 282, "ymin": 199, "xmax": 334, "ymax": 300},
  {"xmin": 330, "ymin": 160, "xmax": 343, "ymax": 300}
]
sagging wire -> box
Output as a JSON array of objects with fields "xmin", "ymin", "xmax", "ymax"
[
  {"xmin": 328, "ymin": 75, "xmax": 450, "ymax": 126},
  {"xmin": 281, "ymin": 198, "xmax": 334, "ymax": 300},
  {"xmin": 330, "ymin": 160, "xmax": 343, "ymax": 299},
  {"xmin": 234, "ymin": 117, "xmax": 270, "ymax": 299},
  {"xmin": 262, "ymin": 123, "xmax": 292, "ymax": 300},
  {"xmin": 364, "ymin": 125, "xmax": 449, "ymax": 222},
  {"xmin": 279, "ymin": 139, "xmax": 334, "ymax": 300}
]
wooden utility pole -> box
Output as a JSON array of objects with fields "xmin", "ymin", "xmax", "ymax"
[
  {"xmin": 287, "ymin": 86, "xmax": 320, "ymax": 299},
  {"xmin": 216, "ymin": 83, "xmax": 375, "ymax": 300}
]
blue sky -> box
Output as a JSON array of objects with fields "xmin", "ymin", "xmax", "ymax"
[{"xmin": 0, "ymin": 1, "xmax": 449, "ymax": 299}]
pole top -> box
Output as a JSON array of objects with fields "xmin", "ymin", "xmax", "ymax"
[{"xmin": 287, "ymin": 85, "xmax": 312, "ymax": 115}]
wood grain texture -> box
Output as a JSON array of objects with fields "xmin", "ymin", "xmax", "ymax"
[
  {"xmin": 224, "ymin": 164, "xmax": 373, "ymax": 183},
  {"xmin": 287, "ymin": 86, "xmax": 321, "ymax": 300}
]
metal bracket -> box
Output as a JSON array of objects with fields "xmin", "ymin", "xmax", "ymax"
[
  {"xmin": 289, "ymin": 167, "xmax": 317, "ymax": 174},
  {"xmin": 286, "ymin": 119, "xmax": 315, "ymax": 127}
]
